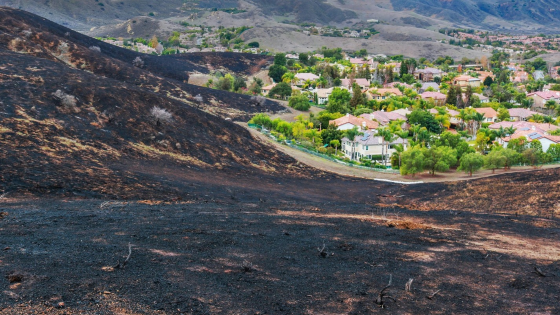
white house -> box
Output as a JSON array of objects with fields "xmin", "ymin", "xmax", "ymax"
[
  {"xmin": 315, "ymin": 88, "xmax": 333, "ymax": 105},
  {"xmin": 341, "ymin": 131, "xmax": 407, "ymax": 161}
]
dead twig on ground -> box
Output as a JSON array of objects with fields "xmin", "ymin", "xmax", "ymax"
[
  {"xmin": 317, "ymin": 242, "xmax": 327, "ymax": 258},
  {"xmin": 0, "ymin": 191, "xmax": 8, "ymax": 200},
  {"xmin": 376, "ymin": 274, "xmax": 395, "ymax": 307},
  {"xmin": 534, "ymin": 266, "xmax": 546, "ymax": 277},
  {"xmin": 426, "ymin": 289, "xmax": 441, "ymax": 300},
  {"xmin": 405, "ymin": 278, "xmax": 413, "ymax": 292},
  {"xmin": 113, "ymin": 243, "xmax": 132, "ymax": 269}
]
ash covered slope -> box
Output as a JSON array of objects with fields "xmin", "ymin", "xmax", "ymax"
[
  {"xmin": 0, "ymin": 8, "xmax": 326, "ymax": 199},
  {"xmin": 0, "ymin": 7, "xmax": 280, "ymax": 121}
]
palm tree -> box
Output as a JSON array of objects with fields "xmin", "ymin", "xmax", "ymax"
[
  {"xmin": 528, "ymin": 113, "xmax": 544, "ymax": 123},
  {"xmin": 316, "ymin": 76, "xmax": 328, "ymax": 89},
  {"xmin": 416, "ymin": 129, "xmax": 431, "ymax": 146},
  {"xmin": 282, "ymin": 72, "xmax": 295, "ymax": 84},
  {"xmin": 457, "ymin": 109, "xmax": 470, "ymax": 132},
  {"xmin": 345, "ymin": 127, "xmax": 363, "ymax": 161},
  {"xmin": 392, "ymin": 143, "xmax": 405, "ymax": 168},
  {"xmin": 505, "ymin": 126, "xmax": 517, "ymax": 136},
  {"xmin": 545, "ymin": 100, "xmax": 557, "ymax": 114},
  {"xmin": 410, "ymin": 124, "xmax": 422, "ymax": 142},
  {"xmin": 543, "ymin": 115, "xmax": 554, "ymax": 128},
  {"xmin": 493, "ymin": 126, "xmax": 506, "ymax": 142},
  {"xmin": 377, "ymin": 128, "xmax": 393, "ymax": 165},
  {"xmin": 472, "ymin": 112, "xmax": 485, "ymax": 136}
]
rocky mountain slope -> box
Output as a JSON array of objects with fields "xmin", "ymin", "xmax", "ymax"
[{"xmin": 2, "ymin": 0, "xmax": 560, "ymax": 33}]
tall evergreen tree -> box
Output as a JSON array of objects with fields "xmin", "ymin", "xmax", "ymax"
[
  {"xmin": 454, "ymin": 86, "xmax": 464, "ymax": 109},
  {"xmin": 445, "ymin": 85, "xmax": 457, "ymax": 106}
]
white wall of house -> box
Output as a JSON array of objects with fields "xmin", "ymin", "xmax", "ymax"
[
  {"xmin": 337, "ymin": 123, "xmax": 358, "ymax": 131},
  {"xmin": 318, "ymin": 97, "xmax": 328, "ymax": 105},
  {"xmin": 539, "ymin": 138, "xmax": 559, "ymax": 153}
]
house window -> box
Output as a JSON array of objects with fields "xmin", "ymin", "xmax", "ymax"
[{"xmin": 365, "ymin": 146, "xmax": 369, "ymax": 150}]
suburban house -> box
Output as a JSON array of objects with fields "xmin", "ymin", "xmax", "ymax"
[
  {"xmin": 489, "ymin": 121, "xmax": 560, "ymax": 134},
  {"xmin": 414, "ymin": 68, "xmax": 443, "ymax": 82},
  {"xmin": 421, "ymin": 91, "xmax": 447, "ymax": 105},
  {"xmin": 329, "ymin": 114, "xmax": 379, "ymax": 131},
  {"xmin": 294, "ymin": 73, "xmax": 319, "ymax": 86},
  {"xmin": 453, "ymin": 75, "xmax": 481, "ymax": 89},
  {"xmin": 341, "ymin": 131, "xmax": 408, "ymax": 161},
  {"xmin": 527, "ymin": 91, "xmax": 560, "ymax": 109},
  {"xmin": 368, "ymin": 88, "xmax": 403, "ymax": 100},
  {"xmin": 384, "ymin": 82, "xmax": 413, "ymax": 89},
  {"xmin": 512, "ymin": 71, "xmax": 529, "ymax": 83},
  {"xmin": 473, "ymin": 93, "xmax": 489, "ymax": 103},
  {"xmin": 508, "ymin": 108, "xmax": 538, "ymax": 121},
  {"xmin": 429, "ymin": 108, "xmax": 460, "ymax": 125},
  {"xmin": 501, "ymin": 131, "xmax": 560, "ymax": 152},
  {"xmin": 392, "ymin": 108, "xmax": 412, "ymax": 117},
  {"xmin": 340, "ymin": 78, "xmax": 370, "ymax": 90},
  {"xmin": 261, "ymin": 83, "xmax": 276, "ymax": 95},
  {"xmin": 360, "ymin": 111, "xmax": 407, "ymax": 126},
  {"xmin": 419, "ymin": 82, "xmax": 440, "ymax": 93},
  {"xmin": 474, "ymin": 107, "xmax": 498, "ymax": 122},
  {"xmin": 315, "ymin": 88, "xmax": 334, "ymax": 105}
]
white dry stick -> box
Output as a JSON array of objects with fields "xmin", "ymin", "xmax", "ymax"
[{"xmin": 405, "ymin": 278, "xmax": 413, "ymax": 292}]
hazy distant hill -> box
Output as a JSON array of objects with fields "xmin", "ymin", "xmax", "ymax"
[{"xmin": 2, "ymin": 0, "xmax": 559, "ymax": 32}]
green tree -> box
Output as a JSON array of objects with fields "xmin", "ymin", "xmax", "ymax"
[
  {"xmin": 349, "ymin": 83, "xmax": 366, "ymax": 109},
  {"xmin": 507, "ymin": 136, "xmax": 527, "ymax": 153},
  {"xmin": 483, "ymin": 76, "xmax": 494, "ymax": 86},
  {"xmin": 546, "ymin": 144, "xmax": 560, "ymax": 161},
  {"xmin": 268, "ymin": 64, "xmax": 288, "ymax": 83},
  {"xmin": 330, "ymin": 139, "xmax": 340, "ymax": 155},
  {"xmin": 483, "ymin": 150, "xmax": 506, "ymax": 173},
  {"xmin": 274, "ymin": 53, "xmax": 287, "ymax": 66},
  {"xmin": 458, "ymin": 153, "xmax": 484, "ymax": 176},
  {"xmin": 445, "ymin": 85, "xmax": 457, "ymax": 106},
  {"xmin": 433, "ymin": 131, "xmax": 474, "ymax": 161},
  {"xmin": 327, "ymin": 88, "xmax": 351, "ymax": 113},
  {"xmin": 529, "ymin": 139, "xmax": 543, "ymax": 153},
  {"xmin": 321, "ymin": 125, "xmax": 343, "ymax": 144},
  {"xmin": 407, "ymin": 109, "xmax": 441, "ymax": 134},
  {"xmin": 268, "ymin": 82, "xmax": 292, "ymax": 99},
  {"xmin": 292, "ymin": 121, "xmax": 306, "ymax": 140},
  {"xmin": 501, "ymin": 148, "xmax": 520, "ymax": 169},
  {"xmin": 218, "ymin": 73, "xmax": 234, "ymax": 91},
  {"xmin": 317, "ymin": 111, "xmax": 343, "ymax": 129},
  {"xmin": 422, "ymin": 146, "xmax": 457, "ymax": 175},
  {"xmin": 249, "ymin": 113, "xmax": 272, "ymax": 128},
  {"xmin": 400, "ymin": 146, "xmax": 425, "ymax": 177},
  {"xmin": 288, "ymin": 92, "xmax": 311, "ymax": 111},
  {"xmin": 497, "ymin": 107, "xmax": 510, "ymax": 121},
  {"xmin": 233, "ymin": 76, "xmax": 246, "ymax": 92}
]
